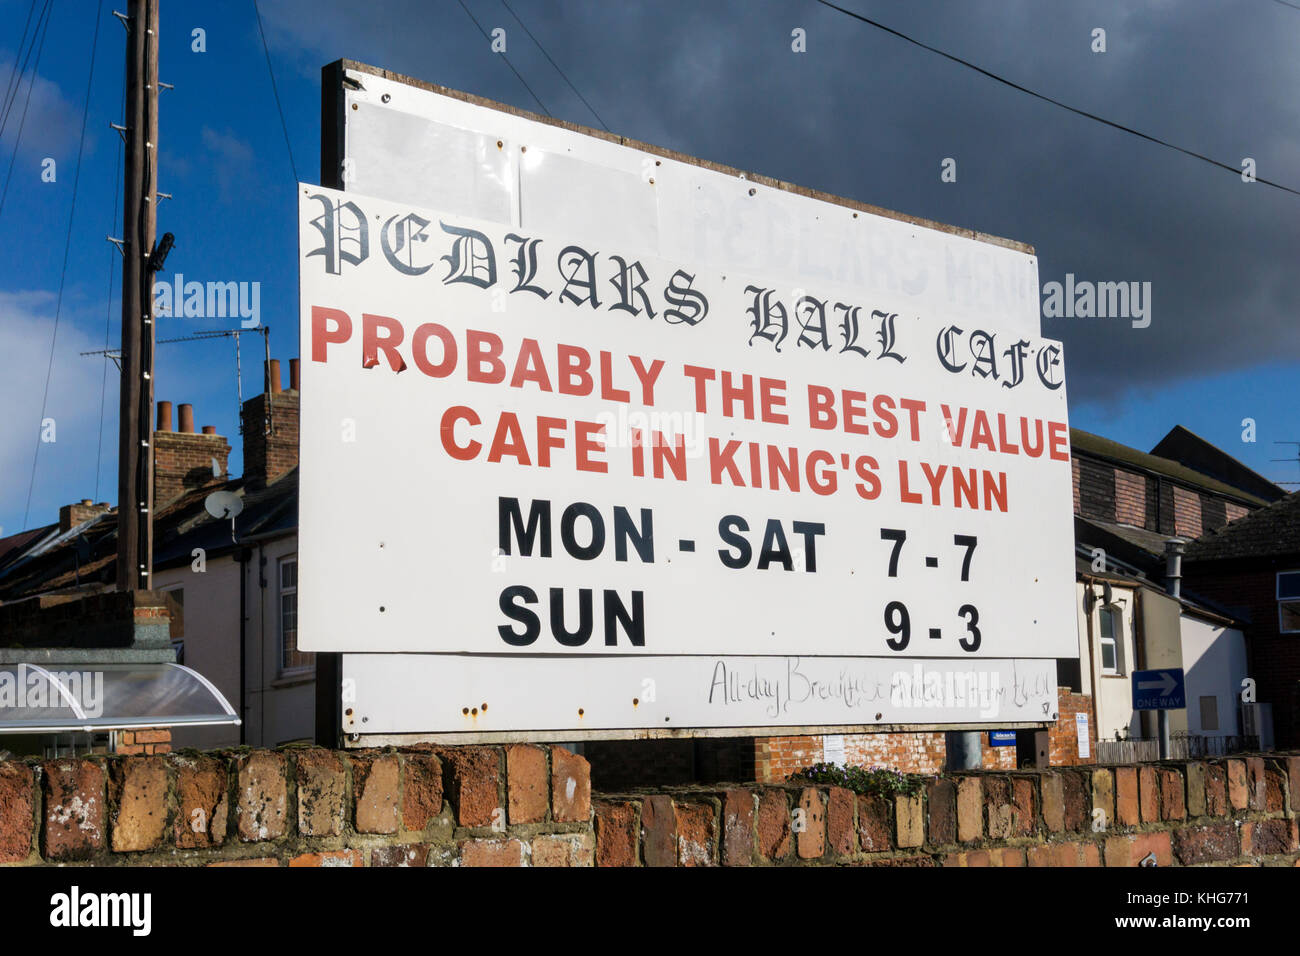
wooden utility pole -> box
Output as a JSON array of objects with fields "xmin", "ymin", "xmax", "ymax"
[{"xmin": 116, "ymin": 0, "xmax": 159, "ymax": 591}]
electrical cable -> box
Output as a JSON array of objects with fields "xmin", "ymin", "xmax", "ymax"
[
  {"xmin": 499, "ymin": 0, "xmax": 608, "ymax": 130},
  {"xmin": 812, "ymin": 0, "xmax": 1300, "ymax": 198},
  {"xmin": 252, "ymin": 0, "xmax": 299, "ymax": 183},
  {"xmin": 23, "ymin": 0, "xmax": 103, "ymax": 528},
  {"xmin": 455, "ymin": 0, "xmax": 550, "ymax": 116}
]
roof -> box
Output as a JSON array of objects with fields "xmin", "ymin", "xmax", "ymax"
[
  {"xmin": 1150, "ymin": 425, "xmax": 1286, "ymax": 503},
  {"xmin": 1184, "ymin": 491, "xmax": 1300, "ymax": 563},
  {"xmin": 1070, "ymin": 428, "xmax": 1269, "ymax": 506},
  {"xmin": 0, "ymin": 470, "xmax": 299, "ymax": 602}
]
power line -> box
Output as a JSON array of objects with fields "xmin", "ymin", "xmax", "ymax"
[
  {"xmin": 0, "ymin": 0, "xmax": 45, "ymax": 145},
  {"xmin": 0, "ymin": 0, "xmax": 52, "ymax": 226},
  {"xmin": 0, "ymin": 0, "xmax": 40, "ymax": 130},
  {"xmin": 24, "ymin": 0, "xmax": 103, "ymax": 528},
  {"xmin": 252, "ymin": 0, "xmax": 299, "ymax": 183},
  {"xmin": 455, "ymin": 0, "xmax": 550, "ymax": 116},
  {"xmin": 1266, "ymin": 0, "xmax": 1300, "ymax": 12},
  {"xmin": 812, "ymin": 0, "xmax": 1300, "ymax": 198},
  {"xmin": 498, "ymin": 0, "xmax": 608, "ymax": 131}
]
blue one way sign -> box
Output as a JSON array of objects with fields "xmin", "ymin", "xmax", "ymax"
[{"xmin": 1132, "ymin": 668, "xmax": 1186, "ymax": 711}]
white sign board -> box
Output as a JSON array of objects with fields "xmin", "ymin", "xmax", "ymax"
[{"xmin": 304, "ymin": 65, "xmax": 1074, "ymax": 738}]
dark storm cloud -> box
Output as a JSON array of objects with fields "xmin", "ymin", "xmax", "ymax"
[{"xmin": 260, "ymin": 0, "xmax": 1299, "ymax": 407}]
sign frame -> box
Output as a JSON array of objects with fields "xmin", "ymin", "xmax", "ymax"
[{"xmin": 312, "ymin": 59, "xmax": 1067, "ymax": 746}]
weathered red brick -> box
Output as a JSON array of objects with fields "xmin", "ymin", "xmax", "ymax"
[
  {"xmin": 1012, "ymin": 777, "xmax": 1036, "ymax": 836},
  {"xmin": 858, "ymin": 792, "xmax": 890, "ymax": 851},
  {"xmin": 295, "ymin": 749, "xmax": 344, "ymax": 838},
  {"xmin": 1226, "ymin": 759, "xmax": 1248, "ymax": 810},
  {"xmin": 551, "ymin": 747, "xmax": 590, "ymax": 823},
  {"xmin": 42, "ymin": 759, "xmax": 106, "ymax": 860},
  {"xmin": 1041, "ymin": 773, "xmax": 1064, "ymax": 832},
  {"xmin": 1173, "ymin": 824, "xmax": 1241, "ymax": 865},
  {"xmin": 1061, "ymin": 771, "xmax": 1088, "ymax": 831},
  {"xmin": 289, "ymin": 849, "xmax": 363, "ymax": 867},
  {"xmin": 1159, "ymin": 768, "xmax": 1186, "ymax": 821},
  {"xmin": 985, "ymin": 777, "xmax": 1014, "ymax": 839},
  {"xmin": 722, "ymin": 789, "xmax": 755, "ymax": 866},
  {"xmin": 1247, "ymin": 757, "xmax": 1266, "ymax": 811},
  {"xmin": 1133, "ymin": 831, "xmax": 1173, "ymax": 867},
  {"xmin": 895, "ymin": 793, "xmax": 924, "ymax": 848},
  {"xmin": 826, "ymin": 786, "xmax": 856, "ymax": 856},
  {"xmin": 401, "ymin": 752, "xmax": 443, "ymax": 831},
  {"xmin": 1205, "ymin": 763, "xmax": 1228, "ymax": 816},
  {"xmin": 438, "ymin": 747, "xmax": 500, "ymax": 827},
  {"xmin": 756, "ymin": 789, "xmax": 791, "ymax": 861},
  {"xmin": 109, "ymin": 756, "xmax": 169, "ymax": 852},
  {"xmin": 1139, "ymin": 767, "xmax": 1160, "ymax": 823},
  {"xmin": 796, "ymin": 788, "xmax": 825, "ymax": 859},
  {"xmin": 957, "ymin": 776, "xmax": 983, "ymax": 841},
  {"xmin": 353, "ymin": 753, "xmax": 401, "ymax": 834},
  {"xmin": 371, "ymin": 844, "xmax": 429, "ymax": 867},
  {"xmin": 594, "ymin": 801, "xmax": 637, "ymax": 867},
  {"xmin": 531, "ymin": 833, "xmax": 593, "ymax": 867},
  {"xmin": 1242, "ymin": 819, "xmax": 1294, "ymax": 857},
  {"xmin": 0, "ymin": 763, "xmax": 34, "ymax": 862},
  {"xmin": 641, "ymin": 794, "xmax": 676, "ymax": 867},
  {"xmin": 506, "ymin": 745, "xmax": 547, "ymax": 824},
  {"xmin": 236, "ymin": 751, "xmax": 287, "ymax": 842},
  {"xmin": 676, "ymin": 801, "xmax": 716, "ymax": 866},
  {"xmin": 1115, "ymin": 767, "xmax": 1139, "ymax": 826},
  {"xmin": 459, "ymin": 838, "xmax": 524, "ymax": 867}
]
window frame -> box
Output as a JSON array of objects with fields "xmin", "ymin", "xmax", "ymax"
[
  {"xmin": 1098, "ymin": 604, "xmax": 1124, "ymax": 676},
  {"xmin": 278, "ymin": 555, "xmax": 310, "ymax": 676}
]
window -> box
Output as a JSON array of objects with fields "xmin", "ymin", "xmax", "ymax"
[
  {"xmin": 279, "ymin": 557, "xmax": 311, "ymax": 673},
  {"xmin": 1278, "ymin": 572, "xmax": 1300, "ymax": 634},
  {"xmin": 1199, "ymin": 696, "xmax": 1219, "ymax": 732},
  {"xmin": 1098, "ymin": 605, "xmax": 1123, "ymax": 675}
]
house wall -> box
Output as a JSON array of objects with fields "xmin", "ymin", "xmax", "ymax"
[
  {"xmin": 1185, "ymin": 559, "xmax": 1300, "ymax": 749},
  {"xmin": 155, "ymin": 532, "xmax": 313, "ymax": 750},
  {"xmin": 155, "ymin": 559, "xmax": 242, "ymax": 751},
  {"xmin": 1075, "ymin": 580, "xmax": 1140, "ymax": 743},
  {"xmin": 1180, "ymin": 614, "xmax": 1246, "ymax": 737}
]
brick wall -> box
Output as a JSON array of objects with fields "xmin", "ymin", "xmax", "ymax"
[
  {"xmin": 2, "ymin": 745, "xmax": 1296, "ymax": 867},
  {"xmin": 0, "ymin": 745, "xmax": 592, "ymax": 867},
  {"xmin": 154, "ymin": 431, "xmax": 232, "ymax": 506},
  {"xmin": 1049, "ymin": 690, "xmax": 1096, "ymax": 765},
  {"xmin": 1184, "ymin": 562, "xmax": 1300, "ymax": 749},
  {"xmin": 241, "ymin": 391, "xmax": 299, "ymax": 489},
  {"xmin": 115, "ymin": 729, "xmax": 172, "ymax": 756},
  {"xmin": 1172, "ymin": 485, "xmax": 1204, "ymax": 538},
  {"xmin": 1114, "ymin": 470, "xmax": 1146, "ymax": 526}
]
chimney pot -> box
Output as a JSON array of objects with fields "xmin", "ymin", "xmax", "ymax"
[
  {"xmin": 178, "ymin": 403, "xmax": 195, "ymax": 434},
  {"xmin": 202, "ymin": 425, "xmax": 216, "ymax": 435},
  {"xmin": 268, "ymin": 358, "xmax": 282, "ymax": 394},
  {"xmin": 157, "ymin": 400, "xmax": 173, "ymax": 432},
  {"xmin": 81, "ymin": 498, "xmax": 93, "ymax": 506},
  {"xmin": 289, "ymin": 357, "xmax": 301, "ymax": 391}
]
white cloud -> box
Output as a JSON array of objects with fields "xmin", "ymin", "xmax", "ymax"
[{"xmin": 0, "ymin": 291, "xmax": 113, "ymax": 536}]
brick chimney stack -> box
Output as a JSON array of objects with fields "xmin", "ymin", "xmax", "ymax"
[
  {"xmin": 58, "ymin": 499, "xmax": 111, "ymax": 532},
  {"xmin": 241, "ymin": 357, "xmax": 300, "ymax": 490},
  {"xmin": 153, "ymin": 400, "xmax": 232, "ymax": 506}
]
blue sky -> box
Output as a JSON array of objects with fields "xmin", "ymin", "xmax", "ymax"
[{"xmin": 1, "ymin": 0, "xmax": 1296, "ymax": 536}]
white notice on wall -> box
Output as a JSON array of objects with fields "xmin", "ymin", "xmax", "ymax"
[
  {"xmin": 1076, "ymin": 712, "xmax": 1091, "ymax": 759},
  {"xmin": 823, "ymin": 734, "xmax": 846, "ymax": 766}
]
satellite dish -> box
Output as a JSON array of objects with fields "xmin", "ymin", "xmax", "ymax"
[{"xmin": 204, "ymin": 490, "xmax": 244, "ymax": 520}]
